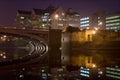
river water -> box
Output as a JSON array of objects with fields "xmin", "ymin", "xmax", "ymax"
[{"xmin": 0, "ymin": 35, "xmax": 120, "ymax": 80}]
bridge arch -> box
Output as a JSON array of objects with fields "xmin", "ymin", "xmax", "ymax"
[{"xmin": 0, "ymin": 28, "xmax": 49, "ymax": 66}]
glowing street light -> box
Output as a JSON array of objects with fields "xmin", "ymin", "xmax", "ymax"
[
  {"xmin": 3, "ymin": 35, "xmax": 7, "ymax": 38},
  {"xmin": 98, "ymin": 21, "xmax": 102, "ymax": 26},
  {"xmin": 3, "ymin": 55, "xmax": 6, "ymax": 59},
  {"xmin": 92, "ymin": 30, "xmax": 96, "ymax": 34},
  {"xmin": 94, "ymin": 27, "xmax": 98, "ymax": 30},
  {"xmin": 99, "ymin": 71, "xmax": 103, "ymax": 74},
  {"xmin": 0, "ymin": 53, "xmax": 3, "ymax": 56},
  {"xmin": 92, "ymin": 64, "xmax": 96, "ymax": 68},
  {"xmin": 55, "ymin": 14, "xmax": 59, "ymax": 19}
]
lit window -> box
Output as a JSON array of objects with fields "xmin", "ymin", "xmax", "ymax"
[
  {"xmin": 80, "ymin": 17, "xmax": 89, "ymax": 21},
  {"xmin": 62, "ymin": 13, "xmax": 65, "ymax": 16},
  {"xmin": 106, "ymin": 16, "xmax": 120, "ymax": 20},
  {"xmin": 42, "ymin": 16, "xmax": 47, "ymax": 19},
  {"xmin": 106, "ymin": 23, "xmax": 120, "ymax": 26},
  {"xmin": 58, "ymin": 24, "xmax": 63, "ymax": 26},
  {"xmin": 106, "ymin": 19, "xmax": 120, "ymax": 23},
  {"xmin": 42, "ymin": 19, "xmax": 47, "ymax": 21},
  {"xmin": 80, "ymin": 21, "xmax": 89, "ymax": 24},
  {"xmin": 20, "ymin": 16, "xmax": 24, "ymax": 19},
  {"xmin": 44, "ymin": 13, "xmax": 49, "ymax": 15},
  {"xmin": 59, "ymin": 18, "xmax": 62, "ymax": 21},
  {"xmin": 75, "ymin": 14, "xmax": 80, "ymax": 16}
]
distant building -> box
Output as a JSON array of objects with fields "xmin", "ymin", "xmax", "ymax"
[
  {"xmin": 31, "ymin": 6, "xmax": 66, "ymax": 29},
  {"xmin": 106, "ymin": 12, "xmax": 120, "ymax": 30},
  {"xmin": 105, "ymin": 66, "xmax": 120, "ymax": 80},
  {"xmin": 15, "ymin": 6, "xmax": 80, "ymax": 30},
  {"xmin": 79, "ymin": 66, "xmax": 104, "ymax": 80},
  {"xmin": 65, "ymin": 8, "xmax": 80, "ymax": 27},
  {"xmin": 79, "ymin": 10, "xmax": 106, "ymax": 30},
  {"xmin": 15, "ymin": 10, "xmax": 32, "ymax": 28}
]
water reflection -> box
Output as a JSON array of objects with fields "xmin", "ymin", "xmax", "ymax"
[{"xmin": 0, "ymin": 34, "xmax": 30, "ymax": 62}]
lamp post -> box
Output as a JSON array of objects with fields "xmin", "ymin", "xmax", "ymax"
[
  {"xmin": 55, "ymin": 14, "xmax": 59, "ymax": 19},
  {"xmin": 98, "ymin": 21, "xmax": 103, "ymax": 30},
  {"xmin": 54, "ymin": 14, "xmax": 59, "ymax": 28}
]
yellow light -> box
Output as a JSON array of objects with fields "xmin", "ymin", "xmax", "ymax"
[
  {"xmin": 95, "ymin": 27, "xmax": 98, "ymax": 30},
  {"xmin": 55, "ymin": 14, "xmax": 59, "ymax": 19},
  {"xmin": 98, "ymin": 22, "xmax": 102, "ymax": 25},
  {"xmin": 0, "ymin": 53, "xmax": 3, "ymax": 56},
  {"xmin": 92, "ymin": 64, "xmax": 96, "ymax": 68},
  {"xmin": 3, "ymin": 35, "xmax": 7, "ymax": 38},
  {"xmin": 3, "ymin": 55, "xmax": 6, "ymax": 59},
  {"xmin": 99, "ymin": 71, "xmax": 103, "ymax": 74},
  {"xmin": 92, "ymin": 31, "xmax": 96, "ymax": 34}
]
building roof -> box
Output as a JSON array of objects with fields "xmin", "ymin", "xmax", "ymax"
[
  {"xmin": 66, "ymin": 8, "xmax": 80, "ymax": 16},
  {"xmin": 17, "ymin": 10, "xmax": 31, "ymax": 15},
  {"xmin": 63, "ymin": 26, "xmax": 80, "ymax": 32},
  {"xmin": 33, "ymin": 5, "xmax": 56, "ymax": 15},
  {"xmin": 33, "ymin": 8, "xmax": 45, "ymax": 15}
]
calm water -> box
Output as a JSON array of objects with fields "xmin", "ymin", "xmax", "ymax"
[{"xmin": 0, "ymin": 35, "xmax": 120, "ymax": 80}]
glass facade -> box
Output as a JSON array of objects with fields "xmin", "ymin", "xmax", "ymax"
[
  {"xmin": 80, "ymin": 17, "xmax": 90, "ymax": 28},
  {"xmin": 106, "ymin": 67, "xmax": 120, "ymax": 79},
  {"xmin": 106, "ymin": 14, "xmax": 120, "ymax": 30}
]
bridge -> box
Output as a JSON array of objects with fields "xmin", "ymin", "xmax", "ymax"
[{"xmin": 0, "ymin": 27, "xmax": 62, "ymax": 71}]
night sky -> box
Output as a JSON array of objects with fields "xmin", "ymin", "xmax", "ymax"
[{"xmin": 0, "ymin": 0, "xmax": 120, "ymax": 26}]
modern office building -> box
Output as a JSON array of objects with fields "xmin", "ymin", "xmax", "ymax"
[
  {"xmin": 79, "ymin": 10, "xmax": 106, "ymax": 30},
  {"xmin": 15, "ymin": 6, "xmax": 65, "ymax": 29},
  {"xmin": 65, "ymin": 8, "xmax": 80, "ymax": 27},
  {"xmin": 31, "ymin": 6, "xmax": 66, "ymax": 29},
  {"xmin": 15, "ymin": 6, "xmax": 80, "ymax": 30},
  {"xmin": 79, "ymin": 66, "xmax": 104, "ymax": 80},
  {"xmin": 15, "ymin": 10, "xmax": 32, "ymax": 28},
  {"xmin": 105, "ymin": 66, "xmax": 120, "ymax": 80},
  {"xmin": 106, "ymin": 12, "xmax": 120, "ymax": 30}
]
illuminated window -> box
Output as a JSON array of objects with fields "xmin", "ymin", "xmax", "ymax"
[
  {"xmin": 20, "ymin": 16, "xmax": 24, "ymax": 19},
  {"xmin": 58, "ymin": 24, "xmax": 63, "ymax": 26},
  {"xmin": 75, "ymin": 14, "xmax": 80, "ymax": 17},
  {"xmin": 81, "ymin": 24, "xmax": 89, "ymax": 27},
  {"xmin": 44, "ymin": 13, "xmax": 49, "ymax": 15},
  {"xmin": 106, "ymin": 16, "xmax": 120, "ymax": 20},
  {"xmin": 80, "ymin": 17, "xmax": 89, "ymax": 21},
  {"xmin": 59, "ymin": 18, "xmax": 62, "ymax": 21},
  {"xmin": 42, "ymin": 19, "xmax": 47, "ymax": 21},
  {"xmin": 80, "ymin": 73, "xmax": 90, "ymax": 77},
  {"xmin": 80, "ymin": 21, "xmax": 89, "ymax": 24},
  {"xmin": 106, "ymin": 23, "xmax": 120, "ymax": 26},
  {"xmin": 106, "ymin": 19, "xmax": 120, "ymax": 23},
  {"xmin": 42, "ymin": 16, "xmax": 47, "ymax": 19},
  {"xmin": 62, "ymin": 13, "xmax": 65, "ymax": 16}
]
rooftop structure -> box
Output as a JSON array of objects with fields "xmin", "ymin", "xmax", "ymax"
[{"xmin": 15, "ymin": 6, "xmax": 80, "ymax": 30}]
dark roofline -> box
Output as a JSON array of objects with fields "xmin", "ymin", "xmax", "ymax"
[{"xmin": 17, "ymin": 10, "xmax": 31, "ymax": 15}]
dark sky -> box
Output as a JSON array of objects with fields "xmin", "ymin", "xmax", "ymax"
[{"xmin": 0, "ymin": 0, "xmax": 120, "ymax": 26}]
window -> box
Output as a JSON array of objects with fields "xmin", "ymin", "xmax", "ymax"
[
  {"xmin": 80, "ymin": 17, "xmax": 89, "ymax": 21},
  {"xmin": 20, "ymin": 16, "xmax": 24, "ymax": 19}
]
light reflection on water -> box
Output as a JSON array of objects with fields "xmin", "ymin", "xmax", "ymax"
[
  {"xmin": 0, "ymin": 49, "xmax": 29, "ymax": 62},
  {"xmin": 0, "ymin": 35, "xmax": 30, "ymax": 62}
]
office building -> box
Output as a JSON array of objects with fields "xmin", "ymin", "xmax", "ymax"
[
  {"xmin": 79, "ymin": 10, "xmax": 106, "ymax": 30},
  {"xmin": 105, "ymin": 66, "xmax": 120, "ymax": 80},
  {"xmin": 65, "ymin": 8, "xmax": 80, "ymax": 27},
  {"xmin": 106, "ymin": 12, "xmax": 120, "ymax": 30},
  {"xmin": 15, "ymin": 10, "xmax": 32, "ymax": 28},
  {"xmin": 15, "ymin": 6, "xmax": 80, "ymax": 30}
]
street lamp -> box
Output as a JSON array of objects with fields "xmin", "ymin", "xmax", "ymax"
[
  {"xmin": 98, "ymin": 21, "xmax": 103, "ymax": 29},
  {"xmin": 98, "ymin": 21, "xmax": 102, "ymax": 26},
  {"xmin": 92, "ymin": 30, "xmax": 96, "ymax": 34},
  {"xmin": 92, "ymin": 64, "xmax": 96, "ymax": 68},
  {"xmin": 55, "ymin": 14, "xmax": 59, "ymax": 19}
]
